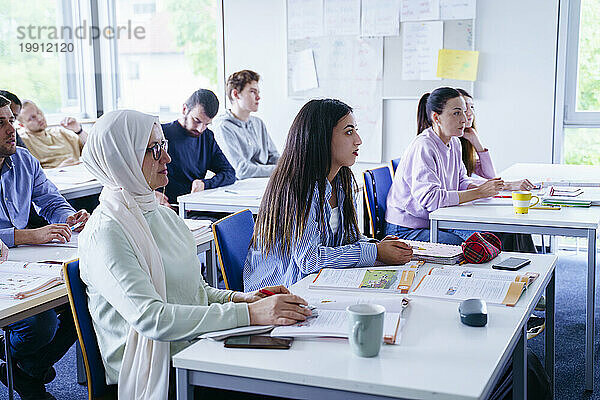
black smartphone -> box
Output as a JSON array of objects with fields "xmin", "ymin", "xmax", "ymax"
[
  {"xmin": 492, "ymin": 257, "xmax": 531, "ymax": 271},
  {"xmin": 224, "ymin": 335, "xmax": 293, "ymax": 349}
]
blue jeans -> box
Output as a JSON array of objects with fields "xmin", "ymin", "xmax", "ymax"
[
  {"xmin": 385, "ymin": 223, "xmax": 475, "ymax": 245},
  {"xmin": 7, "ymin": 307, "xmax": 76, "ymax": 378}
]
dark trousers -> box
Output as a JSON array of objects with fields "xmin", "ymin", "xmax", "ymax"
[{"xmin": 6, "ymin": 306, "xmax": 76, "ymax": 378}]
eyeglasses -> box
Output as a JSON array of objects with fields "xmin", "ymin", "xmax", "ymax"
[{"xmin": 146, "ymin": 139, "xmax": 168, "ymax": 160}]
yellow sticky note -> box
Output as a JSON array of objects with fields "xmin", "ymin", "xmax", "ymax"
[{"xmin": 436, "ymin": 49, "xmax": 480, "ymax": 81}]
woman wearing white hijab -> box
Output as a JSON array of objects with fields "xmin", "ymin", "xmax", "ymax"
[{"xmin": 78, "ymin": 110, "xmax": 310, "ymax": 399}]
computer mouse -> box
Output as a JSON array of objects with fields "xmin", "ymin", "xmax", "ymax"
[{"xmin": 459, "ymin": 299, "xmax": 488, "ymax": 327}]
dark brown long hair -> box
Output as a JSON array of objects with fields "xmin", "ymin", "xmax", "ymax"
[
  {"xmin": 456, "ymin": 88, "xmax": 478, "ymax": 176},
  {"xmin": 253, "ymin": 99, "xmax": 360, "ymax": 255},
  {"xmin": 416, "ymin": 87, "xmax": 463, "ymax": 135}
]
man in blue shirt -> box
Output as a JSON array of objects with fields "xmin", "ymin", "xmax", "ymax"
[
  {"xmin": 0, "ymin": 96, "xmax": 89, "ymax": 399},
  {"xmin": 158, "ymin": 89, "xmax": 235, "ymax": 205}
]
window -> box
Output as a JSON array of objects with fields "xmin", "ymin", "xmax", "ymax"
[
  {"xmin": 565, "ymin": 0, "xmax": 600, "ymax": 119},
  {"xmin": 0, "ymin": 0, "xmax": 94, "ymax": 120},
  {"xmin": 100, "ymin": 0, "xmax": 222, "ymax": 121},
  {"xmin": 561, "ymin": 0, "xmax": 600, "ymax": 166}
]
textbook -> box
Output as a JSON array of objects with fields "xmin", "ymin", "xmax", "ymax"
[
  {"xmin": 402, "ymin": 240, "xmax": 464, "ymax": 264},
  {"xmin": 0, "ymin": 261, "xmax": 64, "ymax": 299},
  {"xmin": 411, "ymin": 266, "xmax": 539, "ymax": 306},
  {"xmin": 309, "ymin": 263, "xmax": 423, "ymax": 294}
]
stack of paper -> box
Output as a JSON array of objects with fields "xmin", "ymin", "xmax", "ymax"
[
  {"xmin": 540, "ymin": 186, "xmax": 596, "ymax": 207},
  {"xmin": 183, "ymin": 219, "xmax": 212, "ymax": 239},
  {"xmin": 402, "ymin": 240, "xmax": 464, "ymax": 265}
]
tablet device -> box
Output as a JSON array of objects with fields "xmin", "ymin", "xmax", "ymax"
[
  {"xmin": 492, "ymin": 257, "xmax": 531, "ymax": 271},
  {"xmin": 224, "ymin": 335, "xmax": 293, "ymax": 349}
]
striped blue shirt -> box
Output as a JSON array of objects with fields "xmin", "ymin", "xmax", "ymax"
[{"xmin": 243, "ymin": 178, "xmax": 378, "ymax": 291}]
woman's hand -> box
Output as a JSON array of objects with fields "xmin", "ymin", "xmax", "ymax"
[
  {"xmin": 376, "ymin": 239, "xmax": 413, "ymax": 265},
  {"xmin": 248, "ymin": 294, "xmax": 311, "ymax": 325},
  {"xmin": 504, "ymin": 179, "xmax": 535, "ymax": 191},
  {"xmin": 476, "ymin": 178, "xmax": 504, "ymax": 198},
  {"xmin": 236, "ymin": 285, "xmax": 290, "ymax": 303},
  {"xmin": 462, "ymin": 127, "xmax": 485, "ymax": 152}
]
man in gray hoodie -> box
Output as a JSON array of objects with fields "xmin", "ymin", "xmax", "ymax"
[{"xmin": 213, "ymin": 70, "xmax": 279, "ymax": 180}]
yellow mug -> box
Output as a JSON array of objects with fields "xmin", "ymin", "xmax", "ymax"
[{"xmin": 512, "ymin": 191, "xmax": 539, "ymax": 214}]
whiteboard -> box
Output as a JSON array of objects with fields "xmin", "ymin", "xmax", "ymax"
[
  {"xmin": 383, "ymin": 19, "xmax": 475, "ymax": 98},
  {"xmin": 287, "ymin": 36, "xmax": 384, "ymax": 163}
]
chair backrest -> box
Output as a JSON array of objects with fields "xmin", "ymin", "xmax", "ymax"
[
  {"xmin": 391, "ymin": 158, "xmax": 401, "ymax": 175},
  {"xmin": 212, "ymin": 209, "xmax": 255, "ymax": 291},
  {"xmin": 63, "ymin": 260, "xmax": 112, "ymax": 400},
  {"xmin": 363, "ymin": 167, "xmax": 393, "ymax": 240}
]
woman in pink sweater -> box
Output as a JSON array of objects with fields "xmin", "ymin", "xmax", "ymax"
[{"xmin": 385, "ymin": 87, "xmax": 504, "ymax": 245}]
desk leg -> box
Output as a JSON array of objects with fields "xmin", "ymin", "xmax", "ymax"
[
  {"xmin": 545, "ymin": 269, "xmax": 555, "ymax": 395},
  {"xmin": 176, "ymin": 368, "xmax": 193, "ymax": 400},
  {"xmin": 513, "ymin": 325, "xmax": 527, "ymax": 400},
  {"xmin": 585, "ymin": 229, "xmax": 596, "ymax": 391},
  {"xmin": 204, "ymin": 242, "xmax": 218, "ymax": 288},
  {"xmin": 3, "ymin": 328, "xmax": 14, "ymax": 400},
  {"xmin": 210, "ymin": 241, "xmax": 218, "ymax": 288},
  {"xmin": 430, "ymin": 219, "xmax": 438, "ymax": 243}
]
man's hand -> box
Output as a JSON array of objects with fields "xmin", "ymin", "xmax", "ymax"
[
  {"xmin": 191, "ymin": 179, "xmax": 205, "ymax": 193},
  {"xmin": 14, "ymin": 224, "xmax": 72, "ymax": 246},
  {"xmin": 154, "ymin": 191, "xmax": 172, "ymax": 209},
  {"xmin": 66, "ymin": 210, "xmax": 90, "ymax": 232},
  {"xmin": 60, "ymin": 117, "xmax": 82, "ymax": 134}
]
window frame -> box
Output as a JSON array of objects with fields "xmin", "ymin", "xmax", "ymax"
[{"xmin": 563, "ymin": 0, "xmax": 600, "ymax": 126}]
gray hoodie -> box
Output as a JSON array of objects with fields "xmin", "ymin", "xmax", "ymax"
[{"xmin": 213, "ymin": 109, "xmax": 280, "ymax": 180}]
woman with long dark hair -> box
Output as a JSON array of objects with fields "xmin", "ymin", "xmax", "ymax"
[
  {"xmin": 457, "ymin": 88, "xmax": 534, "ymax": 190},
  {"xmin": 244, "ymin": 99, "xmax": 413, "ymax": 291},
  {"xmin": 457, "ymin": 88, "xmax": 537, "ymax": 252},
  {"xmin": 385, "ymin": 87, "xmax": 504, "ymax": 245}
]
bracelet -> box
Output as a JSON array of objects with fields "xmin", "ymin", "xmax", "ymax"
[
  {"xmin": 75, "ymin": 127, "xmax": 83, "ymax": 135},
  {"xmin": 227, "ymin": 291, "xmax": 236, "ymax": 302}
]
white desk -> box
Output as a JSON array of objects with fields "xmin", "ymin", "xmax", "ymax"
[
  {"xmin": 430, "ymin": 163, "xmax": 600, "ymax": 391},
  {"xmin": 178, "ymin": 178, "xmax": 269, "ymax": 217},
  {"xmin": 500, "ymin": 163, "xmax": 600, "ymax": 187},
  {"xmin": 174, "ymin": 253, "xmax": 556, "ymax": 400},
  {"xmin": 44, "ymin": 164, "xmax": 103, "ymax": 200}
]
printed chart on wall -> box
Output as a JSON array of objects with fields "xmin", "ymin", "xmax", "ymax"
[{"xmin": 287, "ymin": 0, "xmax": 383, "ymax": 163}]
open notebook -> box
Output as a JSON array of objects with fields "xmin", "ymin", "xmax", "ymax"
[
  {"xmin": 271, "ymin": 296, "xmax": 410, "ymax": 344},
  {"xmin": 0, "ymin": 261, "xmax": 64, "ymax": 299}
]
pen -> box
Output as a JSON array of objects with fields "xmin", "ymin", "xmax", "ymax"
[
  {"xmin": 224, "ymin": 189, "xmax": 240, "ymax": 194},
  {"xmin": 259, "ymin": 288, "xmax": 275, "ymax": 296},
  {"xmin": 69, "ymin": 221, "xmax": 85, "ymax": 231},
  {"xmin": 411, "ymin": 245, "xmax": 426, "ymax": 250},
  {"xmin": 493, "ymin": 195, "xmax": 511, "ymax": 198}
]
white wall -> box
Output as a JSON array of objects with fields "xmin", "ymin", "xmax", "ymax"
[{"xmin": 223, "ymin": 0, "xmax": 559, "ymax": 172}]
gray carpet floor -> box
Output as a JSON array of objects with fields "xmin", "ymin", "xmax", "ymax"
[{"xmin": 1, "ymin": 251, "xmax": 600, "ymax": 399}]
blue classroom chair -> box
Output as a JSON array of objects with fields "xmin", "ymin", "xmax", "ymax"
[
  {"xmin": 212, "ymin": 209, "xmax": 255, "ymax": 292},
  {"xmin": 390, "ymin": 157, "xmax": 401, "ymax": 175},
  {"xmin": 363, "ymin": 167, "xmax": 393, "ymax": 240},
  {"xmin": 63, "ymin": 260, "xmax": 116, "ymax": 400}
]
